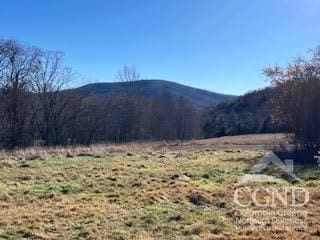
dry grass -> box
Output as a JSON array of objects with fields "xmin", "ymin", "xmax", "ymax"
[
  {"xmin": 0, "ymin": 134, "xmax": 288, "ymax": 161},
  {"xmin": 194, "ymin": 133, "xmax": 289, "ymax": 146},
  {"xmin": 0, "ymin": 134, "xmax": 318, "ymax": 239},
  {"xmin": 0, "ymin": 142, "xmax": 161, "ymax": 161}
]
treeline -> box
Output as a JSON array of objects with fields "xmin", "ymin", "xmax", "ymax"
[
  {"xmin": 203, "ymin": 88, "xmax": 284, "ymax": 138},
  {"xmin": 68, "ymin": 94, "xmax": 201, "ymax": 145},
  {"xmin": 0, "ymin": 40, "xmax": 201, "ymax": 149}
]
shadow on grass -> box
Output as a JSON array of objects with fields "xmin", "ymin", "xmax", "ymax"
[
  {"xmin": 273, "ymin": 144, "xmax": 318, "ymax": 166},
  {"xmin": 271, "ymin": 145, "xmax": 320, "ymax": 183}
]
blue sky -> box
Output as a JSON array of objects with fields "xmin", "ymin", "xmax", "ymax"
[{"xmin": 1, "ymin": 0, "xmax": 319, "ymax": 95}]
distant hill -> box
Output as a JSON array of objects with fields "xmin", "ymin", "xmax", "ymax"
[
  {"xmin": 72, "ymin": 80, "xmax": 235, "ymax": 109},
  {"xmin": 203, "ymin": 87, "xmax": 285, "ymax": 138}
]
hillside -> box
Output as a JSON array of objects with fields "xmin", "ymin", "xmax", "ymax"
[
  {"xmin": 73, "ymin": 80, "xmax": 235, "ymax": 109},
  {"xmin": 203, "ymin": 87, "xmax": 285, "ymax": 138}
]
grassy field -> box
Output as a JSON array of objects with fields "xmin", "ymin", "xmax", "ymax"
[{"xmin": 0, "ymin": 134, "xmax": 319, "ymax": 239}]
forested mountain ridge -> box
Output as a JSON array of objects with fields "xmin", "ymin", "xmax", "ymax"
[{"xmin": 72, "ymin": 80, "xmax": 235, "ymax": 109}]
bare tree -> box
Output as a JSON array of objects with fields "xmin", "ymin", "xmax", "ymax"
[
  {"xmin": 115, "ymin": 65, "xmax": 140, "ymax": 83},
  {"xmin": 30, "ymin": 51, "xmax": 77, "ymax": 145},
  {"xmin": 115, "ymin": 65, "xmax": 141, "ymax": 142},
  {"xmin": 264, "ymin": 46, "xmax": 320, "ymax": 157},
  {"xmin": 0, "ymin": 39, "xmax": 41, "ymax": 148}
]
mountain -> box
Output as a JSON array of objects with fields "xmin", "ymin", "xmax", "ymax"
[
  {"xmin": 72, "ymin": 80, "xmax": 235, "ymax": 109},
  {"xmin": 203, "ymin": 87, "xmax": 285, "ymax": 138}
]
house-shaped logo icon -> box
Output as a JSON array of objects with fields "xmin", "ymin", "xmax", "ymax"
[
  {"xmin": 235, "ymin": 152, "xmax": 300, "ymax": 186},
  {"xmin": 250, "ymin": 152, "xmax": 298, "ymax": 180}
]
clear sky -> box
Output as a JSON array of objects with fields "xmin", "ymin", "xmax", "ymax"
[{"xmin": 1, "ymin": 0, "xmax": 319, "ymax": 95}]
